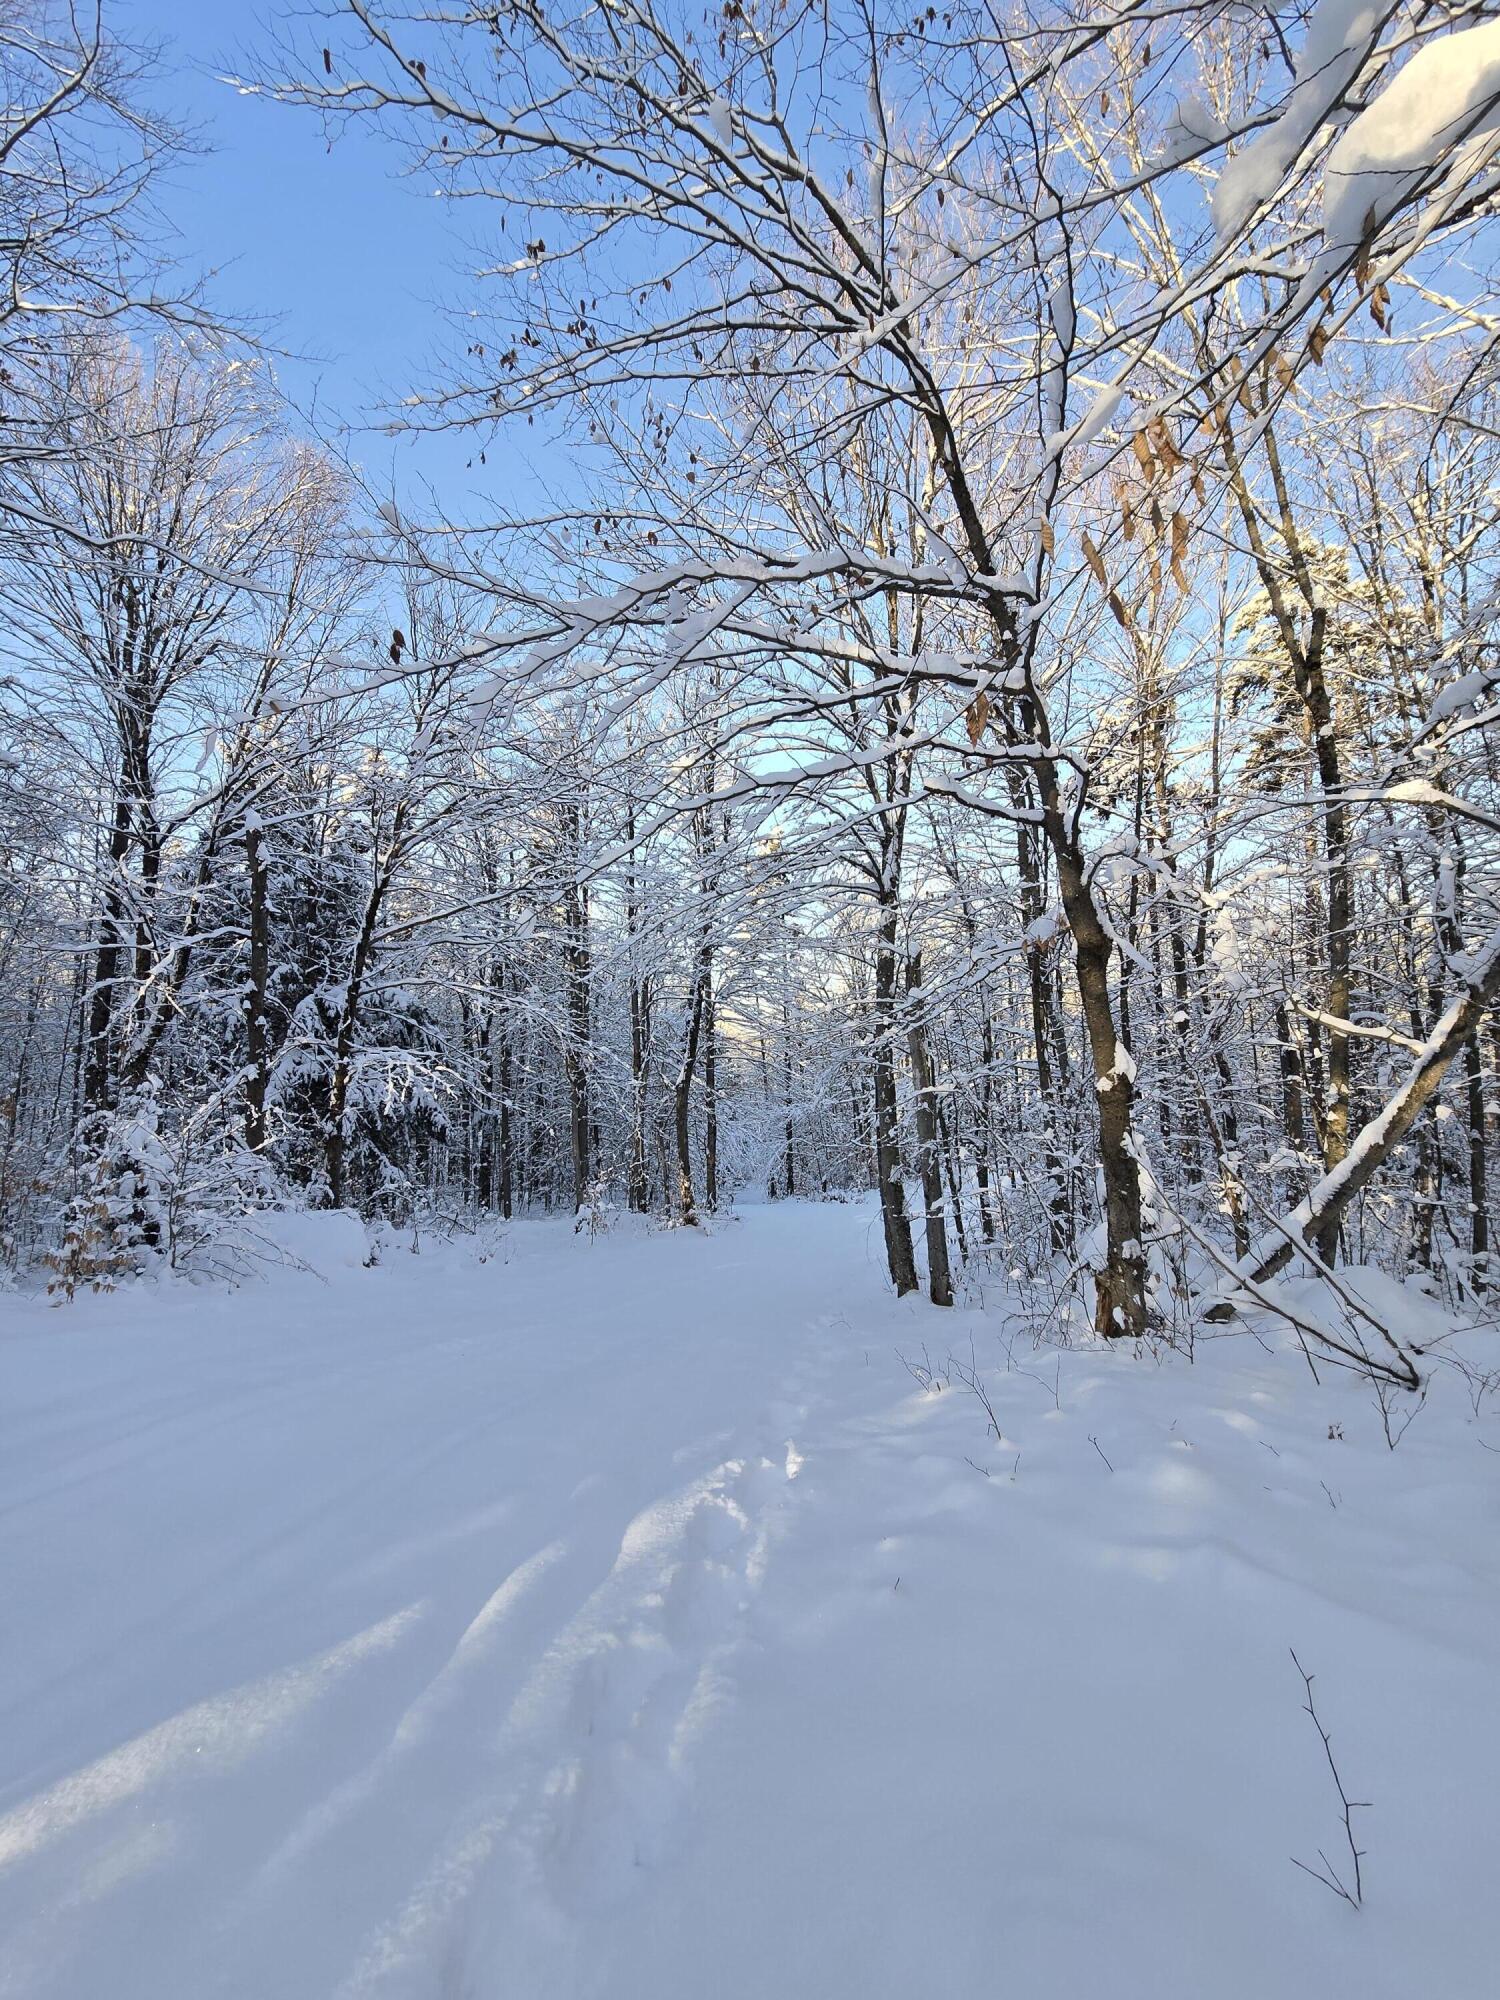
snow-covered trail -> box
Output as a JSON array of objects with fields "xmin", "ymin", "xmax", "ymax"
[
  {"xmin": 2, "ymin": 1202, "xmax": 1498, "ymax": 1999},
  {"xmin": 0, "ymin": 1206, "xmax": 858, "ymax": 1999}
]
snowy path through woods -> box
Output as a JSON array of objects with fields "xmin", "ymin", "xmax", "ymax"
[{"xmin": 2, "ymin": 1202, "xmax": 1498, "ymax": 1999}]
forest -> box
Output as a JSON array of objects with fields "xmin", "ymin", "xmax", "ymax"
[
  {"xmin": 2, "ymin": 0, "xmax": 1499, "ymax": 1367},
  {"xmin": 2, "ymin": 4, "xmax": 1500, "ymax": 1994}
]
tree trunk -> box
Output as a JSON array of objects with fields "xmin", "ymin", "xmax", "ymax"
[
  {"xmin": 624, "ymin": 797, "xmax": 651, "ymax": 1213},
  {"xmin": 704, "ymin": 982, "xmax": 718, "ymax": 1211},
  {"xmin": 628, "ymin": 973, "xmax": 650, "ymax": 1213},
  {"xmin": 243, "ymin": 817, "xmax": 271, "ymax": 1153},
  {"xmin": 1014, "ymin": 815, "xmax": 1071, "ymax": 1252},
  {"xmin": 563, "ymin": 864, "xmax": 591, "ymax": 1212},
  {"xmin": 1296, "ymin": 609, "xmax": 1354, "ymax": 1258},
  {"xmin": 497, "ymin": 1007, "xmax": 514, "ymax": 1220},
  {"xmin": 974, "ymin": 999, "xmax": 998, "ymax": 1243},
  {"xmin": 475, "ymin": 1005, "xmax": 493, "ymax": 1211},
  {"xmin": 673, "ymin": 962, "xmax": 708, "ymax": 1225},
  {"xmin": 323, "ymin": 829, "xmax": 399, "ymax": 1210},
  {"xmin": 1045, "ymin": 797, "xmax": 1149, "ymax": 1339},
  {"xmin": 781, "ymin": 977, "xmax": 796, "ymax": 1199},
  {"xmin": 1467, "ymin": 1030, "xmax": 1489, "ymax": 1288},
  {"xmin": 936, "ymin": 1093, "xmax": 969, "ymax": 1267},
  {"xmin": 83, "ymin": 796, "xmax": 132, "ymax": 1114},
  {"xmin": 872, "ymin": 900, "xmax": 918, "ymax": 1294},
  {"xmin": 906, "ymin": 953, "xmax": 953, "ymax": 1308}
]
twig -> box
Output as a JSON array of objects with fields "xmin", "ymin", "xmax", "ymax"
[
  {"xmin": 1289, "ymin": 1649, "xmax": 1368, "ymax": 1909},
  {"xmin": 1088, "ymin": 1433, "xmax": 1114, "ymax": 1472},
  {"xmin": 950, "ymin": 1337, "xmax": 1004, "ymax": 1442},
  {"xmin": 1003, "ymin": 1328, "xmax": 1063, "ymax": 1408},
  {"xmin": 1372, "ymin": 1373, "xmax": 1427, "ymax": 1451},
  {"xmin": 897, "ymin": 1342, "xmax": 947, "ymax": 1394}
]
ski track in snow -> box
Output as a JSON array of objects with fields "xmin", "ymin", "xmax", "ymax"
[
  {"xmin": 331, "ymin": 1423, "xmax": 818, "ymax": 2000},
  {"xmin": 1, "ymin": 1204, "xmax": 1498, "ymax": 1999},
  {"xmin": 0, "ymin": 1214, "xmax": 841, "ymax": 2000}
]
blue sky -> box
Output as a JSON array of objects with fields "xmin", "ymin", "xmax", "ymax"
[{"xmin": 119, "ymin": 0, "xmax": 539, "ymax": 516}]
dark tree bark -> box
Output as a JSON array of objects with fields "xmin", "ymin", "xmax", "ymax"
[
  {"xmin": 704, "ymin": 982, "xmax": 718, "ymax": 1212},
  {"xmin": 673, "ymin": 958, "xmax": 708, "ymax": 1225},
  {"xmin": 562, "ymin": 848, "xmax": 592, "ymax": 1214},
  {"xmin": 1466, "ymin": 1030, "xmax": 1489, "ymax": 1287},
  {"xmin": 497, "ymin": 999, "xmax": 515, "ymax": 1221},
  {"xmin": 83, "ymin": 796, "xmax": 132, "ymax": 1114},
  {"xmin": 243, "ymin": 817, "xmax": 271, "ymax": 1153},
  {"xmin": 906, "ymin": 953, "xmax": 953, "ymax": 1308},
  {"xmin": 872, "ymin": 892, "xmax": 918, "ymax": 1295}
]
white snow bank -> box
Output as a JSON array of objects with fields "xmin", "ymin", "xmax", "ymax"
[
  {"xmin": 1, "ymin": 1205, "xmax": 1496, "ymax": 1999},
  {"xmin": 208, "ymin": 1207, "xmax": 372, "ymax": 1280}
]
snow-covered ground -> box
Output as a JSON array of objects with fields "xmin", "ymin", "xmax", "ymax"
[{"xmin": 2, "ymin": 1200, "xmax": 1498, "ymax": 1999}]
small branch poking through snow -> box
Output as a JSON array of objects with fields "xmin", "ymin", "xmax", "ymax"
[
  {"xmin": 950, "ymin": 1337, "xmax": 1005, "ymax": 1443},
  {"xmin": 1289, "ymin": 1650, "xmax": 1368, "ymax": 1910}
]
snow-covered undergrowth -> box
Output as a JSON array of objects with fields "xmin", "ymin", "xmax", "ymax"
[{"xmin": 2, "ymin": 1202, "xmax": 1496, "ymax": 1999}]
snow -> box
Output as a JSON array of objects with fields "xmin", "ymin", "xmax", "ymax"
[
  {"xmin": 704, "ymin": 97, "xmax": 734, "ymax": 150},
  {"xmin": 2, "ymin": 1203, "xmax": 1498, "ymax": 1998},
  {"xmin": 1045, "ymin": 379, "xmax": 1130, "ymax": 461},
  {"xmin": 1159, "ymin": 94, "xmax": 1229, "ymax": 167},
  {"xmin": 1047, "ymin": 280, "xmax": 1075, "ymax": 351},
  {"xmin": 1211, "ymin": 4, "xmax": 1500, "ymax": 255},
  {"xmin": 1323, "ymin": 21, "xmax": 1500, "ymax": 251},
  {"xmin": 1213, "ymin": 0, "xmax": 1385, "ymax": 238},
  {"xmin": 202, "ymin": 1207, "xmax": 374, "ymax": 1279},
  {"xmin": 1427, "ymin": 670, "xmax": 1495, "ymax": 725},
  {"xmin": 1382, "ymin": 776, "xmax": 1449, "ymax": 807},
  {"xmin": 1097, "ymin": 1039, "xmax": 1138, "ymax": 1092}
]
